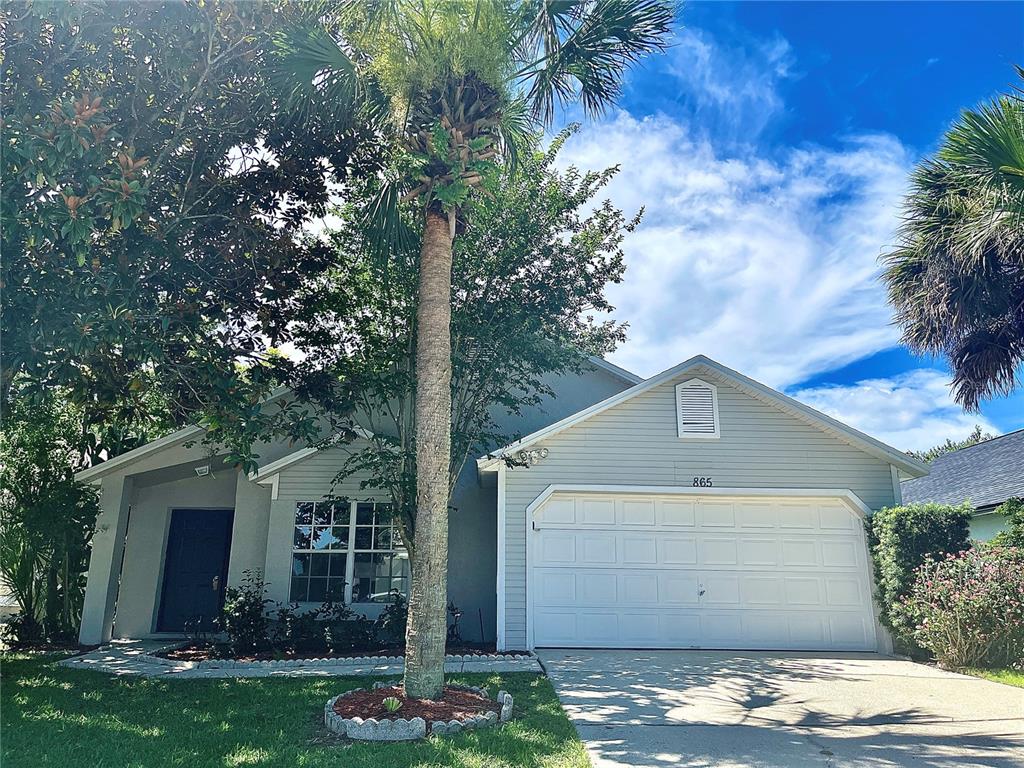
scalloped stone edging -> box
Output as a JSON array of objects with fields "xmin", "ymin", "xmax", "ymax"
[
  {"xmin": 152, "ymin": 650, "xmax": 534, "ymax": 671},
  {"xmin": 323, "ymin": 682, "xmax": 514, "ymax": 741}
]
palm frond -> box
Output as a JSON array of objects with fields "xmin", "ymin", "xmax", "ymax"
[
  {"xmin": 270, "ymin": 17, "xmax": 359, "ymax": 123},
  {"xmin": 521, "ymin": 0, "xmax": 675, "ymax": 125},
  {"xmin": 495, "ymin": 97, "xmax": 537, "ymax": 175},
  {"xmin": 362, "ymin": 178, "xmax": 418, "ymax": 260}
]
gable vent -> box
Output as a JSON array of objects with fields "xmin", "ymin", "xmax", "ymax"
[{"xmin": 676, "ymin": 379, "xmax": 720, "ymax": 438}]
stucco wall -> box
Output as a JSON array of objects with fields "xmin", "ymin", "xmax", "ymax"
[
  {"xmin": 113, "ymin": 471, "xmax": 238, "ymax": 638},
  {"xmin": 970, "ymin": 513, "xmax": 1009, "ymax": 541},
  {"xmin": 500, "ymin": 364, "xmax": 899, "ymax": 650}
]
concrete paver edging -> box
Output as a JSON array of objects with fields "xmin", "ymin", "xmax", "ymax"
[{"xmin": 57, "ymin": 639, "xmax": 541, "ymax": 678}]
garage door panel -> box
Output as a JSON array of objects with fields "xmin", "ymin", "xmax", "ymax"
[
  {"xmin": 660, "ymin": 537, "xmax": 698, "ymax": 565},
  {"xmin": 736, "ymin": 502, "xmax": 777, "ymax": 528},
  {"xmin": 825, "ymin": 577, "xmax": 866, "ymax": 607},
  {"xmin": 781, "ymin": 539, "xmax": 819, "ymax": 567},
  {"xmin": 661, "ymin": 572, "xmax": 701, "ymax": 605},
  {"xmin": 576, "ymin": 572, "xmax": 616, "ymax": 604},
  {"xmin": 699, "ymin": 501, "xmax": 736, "ymax": 527},
  {"xmin": 622, "ymin": 536, "xmax": 658, "ymax": 564},
  {"xmin": 620, "ymin": 498, "xmax": 657, "ymax": 526},
  {"xmin": 779, "ymin": 504, "xmax": 818, "ymax": 529},
  {"xmin": 540, "ymin": 532, "xmax": 576, "ymax": 564},
  {"xmin": 738, "ymin": 538, "xmax": 779, "ymax": 566},
  {"xmin": 821, "ymin": 539, "xmax": 859, "ymax": 568},
  {"xmin": 659, "ymin": 499, "xmax": 696, "ymax": 527},
  {"xmin": 740, "ymin": 575, "xmax": 783, "ymax": 606},
  {"xmin": 580, "ymin": 498, "xmax": 616, "ymax": 525},
  {"xmin": 702, "ymin": 538, "xmax": 739, "ymax": 565},
  {"xmin": 531, "ymin": 492, "xmax": 877, "ymax": 651},
  {"xmin": 619, "ymin": 613, "xmax": 661, "ymax": 642},
  {"xmin": 578, "ymin": 612, "xmax": 619, "ymax": 642},
  {"xmin": 784, "ymin": 576, "xmax": 823, "ymax": 605},
  {"xmin": 621, "ymin": 573, "xmax": 660, "ymax": 603},
  {"xmin": 580, "ymin": 534, "xmax": 617, "ymax": 564}
]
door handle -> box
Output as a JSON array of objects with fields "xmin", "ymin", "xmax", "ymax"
[
  {"xmin": 211, "ymin": 575, "xmax": 221, "ymax": 592},
  {"xmin": 698, "ymin": 584, "xmax": 706, "ymax": 597}
]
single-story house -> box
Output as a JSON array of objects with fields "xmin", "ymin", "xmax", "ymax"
[
  {"xmin": 77, "ymin": 355, "xmax": 929, "ymax": 654},
  {"xmin": 902, "ymin": 429, "xmax": 1023, "ymax": 541}
]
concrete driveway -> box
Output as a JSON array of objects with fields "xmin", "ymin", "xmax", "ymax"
[{"xmin": 538, "ymin": 649, "xmax": 1024, "ymax": 768}]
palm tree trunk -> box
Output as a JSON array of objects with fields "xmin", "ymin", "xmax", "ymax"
[{"xmin": 403, "ymin": 207, "xmax": 453, "ymax": 699}]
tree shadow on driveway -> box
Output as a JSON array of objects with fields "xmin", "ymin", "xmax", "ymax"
[{"xmin": 539, "ymin": 650, "xmax": 1024, "ymax": 767}]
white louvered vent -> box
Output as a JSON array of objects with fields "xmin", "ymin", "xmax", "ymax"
[{"xmin": 675, "ymin": 379, "xmax": 720, "ymax": 438}]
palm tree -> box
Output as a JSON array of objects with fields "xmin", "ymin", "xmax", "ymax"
[
  {"xmin": 883, "ymin": 68, "xmax": 1024, "ymax": 411},
  {"xmin": 273, "ymin": 0, "xmax": 674, "ymax": 698}
]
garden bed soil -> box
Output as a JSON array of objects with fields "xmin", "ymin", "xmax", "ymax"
[
  {"xmin": 158, "ymin": 643, "xmax": 529, "ymax": 662},
  {"xmin": 333, "ymin": 685, "xmax": 499, "ymax": 722}
]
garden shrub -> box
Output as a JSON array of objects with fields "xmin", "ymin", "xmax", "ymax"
[
  {"xmin": 898, "ymin": 546, "xmax": 1024, "ymax": 669},
  {"xmin": 221, "ymin": 570, "xmax": 271, "ymax": 655},
  {"xmin": 991, "ymin": 497, "xmax": 1024, "ymax": 548},
  {"xmin": 272, "ymin": 602, "xmax": 327, "ymax": 653},
  {"xmin": 375, "ymin": 590, "xmax": 408, "ymax": 647},
  {"xmin": 866, "ymin": 502, "xmax": 971, "ymax": 644}
]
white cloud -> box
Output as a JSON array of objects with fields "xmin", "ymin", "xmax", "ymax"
[
  {"xmin": 661, "ymin": 27, "xmax": 797, "ymax": 143},
  {"xmin": 559, "ymin": 111, "xmax": 913, "ymax": 388},
  {"xmin": 791, "ymin": 370, "xmax": 999, "ymax": 453}
]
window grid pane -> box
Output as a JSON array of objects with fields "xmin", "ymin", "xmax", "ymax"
[{"xmin": 292, "ymin": 500, "xmax": 404, "ymax": 603}]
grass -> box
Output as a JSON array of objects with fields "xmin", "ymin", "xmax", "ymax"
[
  {"xmin": 964, "ymin": 667, "xmax": 1024, "ymax": 688},
  {"xmin": 1, "ymin": 654, "xmax": 590, "ymax": 768}
]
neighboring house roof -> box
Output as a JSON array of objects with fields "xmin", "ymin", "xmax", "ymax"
[
  {"xmin": 588, "ymin": 355, "xmax": 644, "ymax": 385},
  {"xmin": 902, "ymin": 428, "xmax": 1024, "ymax": 511},
  {"xmin": 477, "ymin": 354, "xmax": 930, "ymax": 477}
]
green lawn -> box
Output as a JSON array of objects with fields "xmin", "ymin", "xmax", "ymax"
[
  {"xmin": 1, "ymin": 654, "xmax": 590, "ymax": 768},
  {"xmin": 964, "ymin": 667, "xmax": 1024, "ymax": 688}
]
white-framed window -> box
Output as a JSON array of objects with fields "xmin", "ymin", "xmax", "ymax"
[
  {"xmin": 675, "ymin": 378, "xmax": 720, "ymax": 438},
  {"xmin": 291, "ymin": 500, "xmax": 409, "ymax": 604}
]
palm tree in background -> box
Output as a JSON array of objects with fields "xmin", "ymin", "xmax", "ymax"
[
  {"xmin": 883, "ymin": 67, "xmax": 1024, "ymax": 411},
  {"xmin": 274, "ymin": 0, "xmax": 674, "ymax": 698}
]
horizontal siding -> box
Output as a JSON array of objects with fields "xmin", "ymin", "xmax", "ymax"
[
  {"xmin": 276, "ymin": 439, "xmax": 387, "ymax": 501},
  {"xmin": 502, "ymin": 365, "xmax": 897, "ymax": 649}
]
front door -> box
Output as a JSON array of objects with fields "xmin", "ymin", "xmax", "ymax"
[{"xmin": 157, "ymin": 508, "xmax": 234, "ymax": 633}]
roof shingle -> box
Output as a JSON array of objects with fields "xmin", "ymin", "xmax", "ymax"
[{"xmin": 902, "ymin": 429, "xmax": 1024, "ymax": 510}]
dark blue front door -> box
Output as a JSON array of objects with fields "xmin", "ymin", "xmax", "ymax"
[{"xmin": 157, "ymin": 509, "xmax": 233, "ymax": 633}]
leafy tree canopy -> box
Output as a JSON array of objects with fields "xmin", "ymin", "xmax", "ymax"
[
  {"xmin": 1, "ymin": 0, "xmax": 382, "ymax": 461},
  {"xmin": 908, "ymin": 424, "xmax": 998, "ymax": 464},
  {"xmin": 255, "ymin": 129, "xmax": 633, "ymax": 556}
]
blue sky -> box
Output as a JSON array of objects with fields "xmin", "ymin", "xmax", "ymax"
[{"xmin": 554, "ymin": 0, "xmax": 1024, "ymax": 451}]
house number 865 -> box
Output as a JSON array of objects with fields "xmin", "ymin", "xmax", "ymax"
[{"xmin": 692, "ymin": 477, "xmax": 713, "ymax": 487}]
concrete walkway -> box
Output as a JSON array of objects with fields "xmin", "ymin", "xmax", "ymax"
[
  {"xmin": 539, "ymin": 649, "xmax": 1024, "ymax": 768},
  {"xmin": 59, "ymin": 639, "xmax": 541, "ymax": 678}
]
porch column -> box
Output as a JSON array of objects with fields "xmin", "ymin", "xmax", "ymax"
[{"xmin": 79, "ymin": 475, "xmax": 134, "ymax": 645}]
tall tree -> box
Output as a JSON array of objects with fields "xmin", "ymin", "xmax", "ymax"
[
  {"xmin": 883, "ymin": 68, "xmax": 1024, "ymax": 411},
  {"xmin": 274, "ymin": 0, "xmax": 674, "ymax": 697},
  {"xmin": 284, "ymin": 128, "xmax": 631, "ymax": 564},
  {"xmin": 908, "ymin": 424, "xmax": 997, "ymax": 464},
  {"xmin": 1, "ymin": 0, "xmax": 379, "ymax": 462}
]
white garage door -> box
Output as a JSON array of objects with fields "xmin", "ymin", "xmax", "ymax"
[{"xmin": 529, "ymin": 492, "xmax": 877, "ymax": 651}]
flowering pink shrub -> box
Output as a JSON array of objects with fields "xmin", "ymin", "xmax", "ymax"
[{"xmin": 898, "ymin": 546, "xmax": 1024, "ymax": 669}]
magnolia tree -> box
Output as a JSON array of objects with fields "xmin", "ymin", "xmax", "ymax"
[{"xmin": 1, "ymin": 0, "xmax": 381, "ymax": 462}]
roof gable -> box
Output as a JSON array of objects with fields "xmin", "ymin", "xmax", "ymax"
[{"xmin": 478, "ymin": 355, "xmax": 929, "ymax": 477}]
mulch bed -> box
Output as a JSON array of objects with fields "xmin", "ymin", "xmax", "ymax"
[
  {"xmin": 158, "ymin": 643, "xmax": 529, "ymax": 662},
  {"xmin": 332, "ymin": 685, "xmax": 499, "ymax": 722}
]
